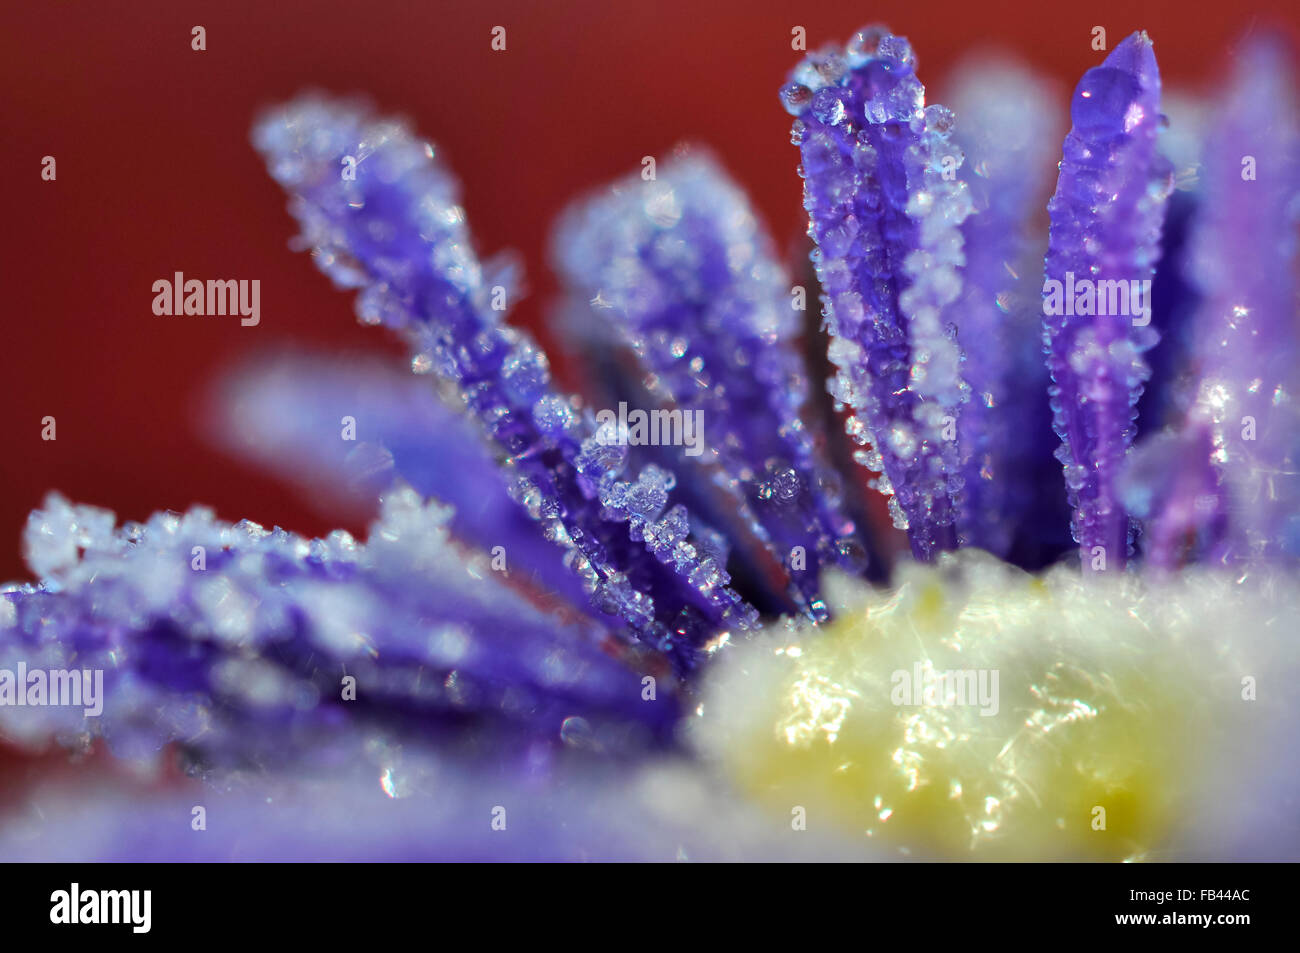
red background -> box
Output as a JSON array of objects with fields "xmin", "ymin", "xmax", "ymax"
[{"xmin": 3, "ymin": 0, "xmax": 1298, "ymax": 582}]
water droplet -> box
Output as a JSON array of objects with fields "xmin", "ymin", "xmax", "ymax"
[{"xmin": 560, "ymin": 715, "xmax": 596, "ymax": 750}]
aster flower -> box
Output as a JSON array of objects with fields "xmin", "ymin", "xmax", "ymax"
[{"xmin": 3, "ymin": 24, "xmax": 1299, "ymax": 862}]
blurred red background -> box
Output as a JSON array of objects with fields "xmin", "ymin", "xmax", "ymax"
[{"xmin": 3, "ymin": 0, "xmax": 1299, "ymax": 582}]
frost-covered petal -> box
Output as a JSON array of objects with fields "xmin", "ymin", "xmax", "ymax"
[
  {"xmin": 252, "ymin": 95, "xmax": 759, "ymax": 669},
  {"xmin": 1042, "ymin": 32, "xmax": 1173, "ymax": 571},
  {"xmin": 555, "ymin": 152, "xmax": 871, "ymax": 620},
  {"xmin": 785, "ymin": 26, "xmax": 972, "ymax": 561}
]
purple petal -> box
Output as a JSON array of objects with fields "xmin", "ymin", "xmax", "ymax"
[
  {"xmin": 1183, "ymin": 38, "xmax": 1300, "ymax": 563},
  {"xmin": 3, "ymin": 489, "xmax": 678, "ymax": 773},
  {"xmin": 784, "ymin": 26, "xmax": 973, "ymax": 561},
  {"xmin": 946, "ymin": 58, "xmax": 1070, "ymax": 563},
  {"xmin": 210, "ymin": 351, "xmax": 594, "ymax": 611},
  {"xmin": 252, "ymin": 95, "xmax": 759, "ymax": 669},
  {"xmin": 554, "ymin": 152, "xmax": 870, "ymax": 620},
  {"xmin": 1042, "ymin": 31, "xmax": 1173, "ymax": 571}
]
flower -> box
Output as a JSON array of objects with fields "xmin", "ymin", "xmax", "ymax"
[{"xmin": 2, "ymin": 25, "xmax": 1297, "ymax": 861}]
